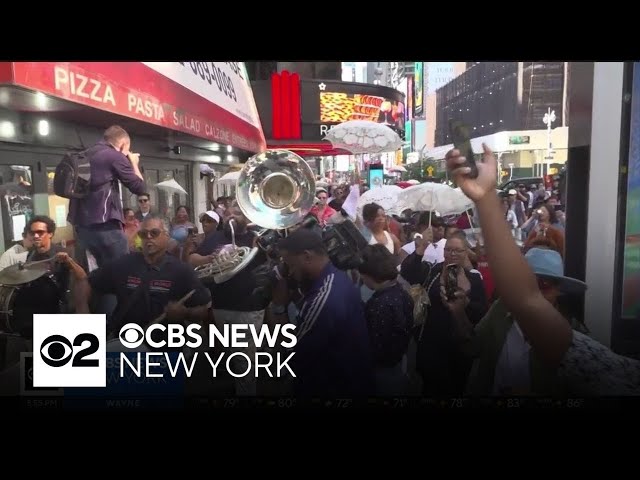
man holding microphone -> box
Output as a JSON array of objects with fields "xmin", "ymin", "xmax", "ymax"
[{"xmin": 68, "ymin": 125, "xmax": 146, "ymax": 316}]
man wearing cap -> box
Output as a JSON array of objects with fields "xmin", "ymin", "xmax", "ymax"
[
  {"xmin": 507, "ymin": 189, "xmax": 527, "ymax": 226},
  {"xmin": 181, "ymin": 210, "xmax": 220, "ymax": 262},
  {"xmin": 188, "ymin": 201, "xmax": 269, "ymax": 396},
  {"xmin": 270, "ymin": 228, "xmax": 374, "ymax": 397}
]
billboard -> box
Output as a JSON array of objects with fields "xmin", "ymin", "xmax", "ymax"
[
  {"xmin": 319, "ymin": 92, "xmax": 405, "ymax": 129},
  {"xmin": 253, "ymin": 76, "xmax": 405, "ymax": 142},
  {"xmin": 407, "ymin": 75, "xmax": 414, "ymax": 120},
  {"xmin": 621, "ymin": 62, "xmax": 640, "ymax": 318},
  {"xmin": 414, "ymin": 62, "xmax": 424, "ymax": 116}
]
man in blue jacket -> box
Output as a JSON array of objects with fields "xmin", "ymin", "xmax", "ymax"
[
  {"xmin": 68, "ymin": 125, "xmax": 146, "ymax": 318},
  {"xmin": 271, "ymin": 228, "xmax": 374, "ymax": 397},
  {"xmin": 68, "ymin": 125, "xmax": 146, "ymax": 269}
]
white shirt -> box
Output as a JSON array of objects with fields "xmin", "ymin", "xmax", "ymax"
[
  {"xmin": 506, "ymin": 210, "xmax": 518, "ymax": 229},
  {"xmin": 493, "ymin": 321, "xmax": 531, "ymax": 395},
  {"xmin": 0, "ymin": 243, "xmax": 28, "ymax": 271},
  {"xmin": 369, "ymin": 230, "xmax": 394, "ymax": 254},
  {"xmin": 401, "ymin": 238, "xmax": 446, "ymax": 264}
]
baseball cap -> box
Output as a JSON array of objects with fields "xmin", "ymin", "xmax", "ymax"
[
  {"xmin": 508, "ymin": 189, "xmax": 517, "ymax": 195},
  {"xmin": 199, "ymin": 211, "xmax": 220, "ymax": 223}
]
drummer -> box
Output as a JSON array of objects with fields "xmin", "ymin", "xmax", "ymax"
[
  {"xmin": 25, "ymin": 215, "xmax": 87, "ymax": 303},
  {"xmin": 75, "ymin": 216, "xmax": 211, "ymax": 335}
]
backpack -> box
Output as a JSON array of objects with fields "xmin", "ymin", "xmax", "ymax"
[{"xmin": 53, "ymin": 150, "xmax": 92, "ymax": 199}]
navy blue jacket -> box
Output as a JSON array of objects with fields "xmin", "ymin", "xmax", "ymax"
[
  {"xmin": 68, "ymin": 141, "xmax": 146, "ymax": 227},
  {"xmin": 291, "ymin": 263, "xmax": 374, "ymax": 397}
]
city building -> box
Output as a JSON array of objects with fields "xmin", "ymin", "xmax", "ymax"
[
  {"xmin": 429, "ymin": 62, "xmax": 568, "ymax": 176},
  {"xmin": 245, "ymin": 62, "xmax": 342, "ymax": 82},
  {"xmin": 0, "ymin": 62, "xmax": 265, "ymax": 252},
  {"xmin": 415, "ymin": 62, "xmax": 466, "ymax": 150}
]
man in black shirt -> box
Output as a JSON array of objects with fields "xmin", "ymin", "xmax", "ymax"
[
  {"xmin": 4, "ymin": 216, "xmax": 86, "ymax": 337},
  {"xmin": 188, "ymin": 201, "xmax": 268, "ymax": 396},
  {"xmin": 76, "ymin": 217, "xmax": 211, "ymax": 344},
  {"xmin": 26, "ymin": 215, "xmax": 86, "ymax": 307}
]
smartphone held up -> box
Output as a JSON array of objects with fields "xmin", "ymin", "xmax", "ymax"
[{"xmin": 449, "ymin": 119, "xmax": 479, "ymax": 179}]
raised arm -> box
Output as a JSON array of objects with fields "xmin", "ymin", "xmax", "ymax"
[{"xmin": 446, "ymin": 145, "xmax": 572, "ymax": 366}]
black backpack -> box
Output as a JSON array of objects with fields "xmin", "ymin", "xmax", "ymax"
[{"xmin": 53, "ymin": 150, "xmax": 92, "ymax": 199}]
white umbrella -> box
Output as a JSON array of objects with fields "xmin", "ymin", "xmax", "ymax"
[
  {"xmin": 395, "ymin": 182, "xmax": 473, "ymax": 218},
  {"xmin": 324, "ymin": 120, "xmax": 404, "ymax": 154},
  {"xmin": 406, "ymin": 179, "xmax": 420, "ymax": 185},
  {"xmin": 218, "ymin": 170, "xmax": 240, "ymax": 184},
  {"xmin": 356, "ymin": 185, "xmax": 402, "ymax": 219},
  {"xmin": 389, "ymin": 165, "xmax": 407, "ymax": 173},
  {"xmin": 156, "ymin": 178, "xmax": 188, "ymax": 195}
]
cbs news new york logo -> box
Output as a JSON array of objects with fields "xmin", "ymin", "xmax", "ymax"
[{"xmin": 33, "ymin": 314, "xmax": 106, "ymax": 388}]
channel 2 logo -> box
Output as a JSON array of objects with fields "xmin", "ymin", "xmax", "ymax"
[{"xmin": 32, "ymin": 314, "xmax": 106, "ymax": 387}]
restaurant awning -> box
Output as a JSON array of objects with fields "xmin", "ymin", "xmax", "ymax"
[{"xmin": 0, "ymin": 62, "xmax": 266, "ymax": 153}]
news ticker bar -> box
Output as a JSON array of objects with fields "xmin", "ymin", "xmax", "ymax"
[{"xmin": 11, "ymin": 396, "xmax": 638, "ymax": 411}]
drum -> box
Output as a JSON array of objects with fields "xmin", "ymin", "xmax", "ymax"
[{"xmin": 0, "ymin": 274, "xmax": 63, "ymax": 337}]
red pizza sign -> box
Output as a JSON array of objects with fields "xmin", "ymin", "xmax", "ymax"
[{"xmin": 0, "ymin": 62, "xmax": 266, "ymax": 153}]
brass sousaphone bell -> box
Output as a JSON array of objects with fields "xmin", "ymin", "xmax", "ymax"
[{"xmin": 194, "ymin": 149, "xmax": 316, "ymax": 284}]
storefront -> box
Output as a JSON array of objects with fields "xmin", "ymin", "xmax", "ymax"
[
  {"xmin": 0, "ymin": 62, "xmax": 265, "ymax": 252},
  {"xmin": 251, "ymin": 73, "xmax": 406, "ymax": 181}
]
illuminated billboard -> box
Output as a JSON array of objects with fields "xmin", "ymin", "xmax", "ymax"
[{"xmin": 320, "ymin": 92, "xmax": 405, "ymax": 130}]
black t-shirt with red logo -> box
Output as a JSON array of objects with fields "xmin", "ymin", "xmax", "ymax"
[{"xmin": 88, "ymin": 252, "xmax": 211, "ymax": 329}]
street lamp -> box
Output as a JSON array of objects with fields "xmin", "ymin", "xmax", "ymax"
[{"xmin": 542, "ymin": 108, "xmax": 556, "ymax": 177}]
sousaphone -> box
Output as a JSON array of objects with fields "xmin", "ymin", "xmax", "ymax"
[{"xmin": 194, "ymin": 149, "xmax": 316, "ymax": 284}]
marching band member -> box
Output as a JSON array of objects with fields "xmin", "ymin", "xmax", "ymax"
[{"xmin": 76, "ymin": 216, "xmax": 211, "ymax": 334}]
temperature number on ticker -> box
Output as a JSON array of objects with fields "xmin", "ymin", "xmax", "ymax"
[{"xmin": 179, "ymin": 62, "xmax": 237, "ymax": 102}]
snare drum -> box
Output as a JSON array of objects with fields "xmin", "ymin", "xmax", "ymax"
[{"xmin": 0, "ymin": 274, "xmax": 63, "ymax": 337}]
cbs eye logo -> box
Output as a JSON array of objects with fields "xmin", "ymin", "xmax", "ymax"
[
  {"xmin": 119, "ymin": 323, "xmax": 145, "ymax": 349},
  {"xmin": 40, "ymin": 334, "xmax": 100, "ymax": 368},
  {"xmin": 32, "ymin": 314, "xmax": 106, "ymax": 388}
]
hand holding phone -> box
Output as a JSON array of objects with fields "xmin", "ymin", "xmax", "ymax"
[
  {"xmin": 449, "ymin": 119, "xmax": 479, "ymax": 179},
  {"xmin": 445, "ymin": 264, "xmax": 459, "ymax": 301}
]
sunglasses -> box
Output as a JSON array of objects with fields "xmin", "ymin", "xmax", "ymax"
[
  {"xmin": 137, "ymin": 228, "xmax": 164, "ymax": 239},
  {"xmin": 29, "ymin": 229, "xmax": 48, "ymax": 237},
  {"xmin": 138, "ymin": 199, "xmax": 149, "ymax": 203},
  {"xmin": 444, "ymin": 247, "xmax": 466, "ymax": 255}
]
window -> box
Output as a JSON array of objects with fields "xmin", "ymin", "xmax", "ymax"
[
  {"xmin": 0, "ymin": 165, "xmax": 34, "ymax": 249},
  {"xmin": 124, "ymin": 164, "xmax": 191, "ymax": 223},
  {"xmin": 46, "ymin": 166, "xmax": 74, "ymax": 245}
]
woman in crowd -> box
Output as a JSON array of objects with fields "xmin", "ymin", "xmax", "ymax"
[
  {"xmin": 521, "ymin": 203, "xmax": 565, "ymax": 254},
  {"xmin": 123, "ymin": 208, "xmax": 141, "ymax": 252},
  {"xmin": 446, "ymin": 143, "xmax": 640, "ymax": 396},
  {"xmin": 362, "ymin": 203, "xmax": 401, "ymax": 255},
  {"xmin": 170, "ymin": 206, "xmax": 196, "ymax": 243},
  {"xmin": 168, "ymin": 205, "xmax": 196, "ymax": 256},
  {"xmin": 358, "ymin": 244, "xmax": 414, "ymax": 395},
  {"xmin": 400, "ymin": 230, "xmax": 488, "ymax": 395}
]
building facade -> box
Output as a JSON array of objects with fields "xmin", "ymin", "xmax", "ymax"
[
  {"xmin": 245, "ymin": 62, "xmax": 342, "ymax": 82},
  {"xmin": 434, "ymin": 62, "xmax": 567, "ymax": 147},
  {"xmin": 0, "ymin": 62, "xmax": 265, "ymax": 253}
]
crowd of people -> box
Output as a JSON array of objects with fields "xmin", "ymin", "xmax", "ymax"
[{"xmin": 0, "ymin": 124, "xmax": 638, "ymax": 399}]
